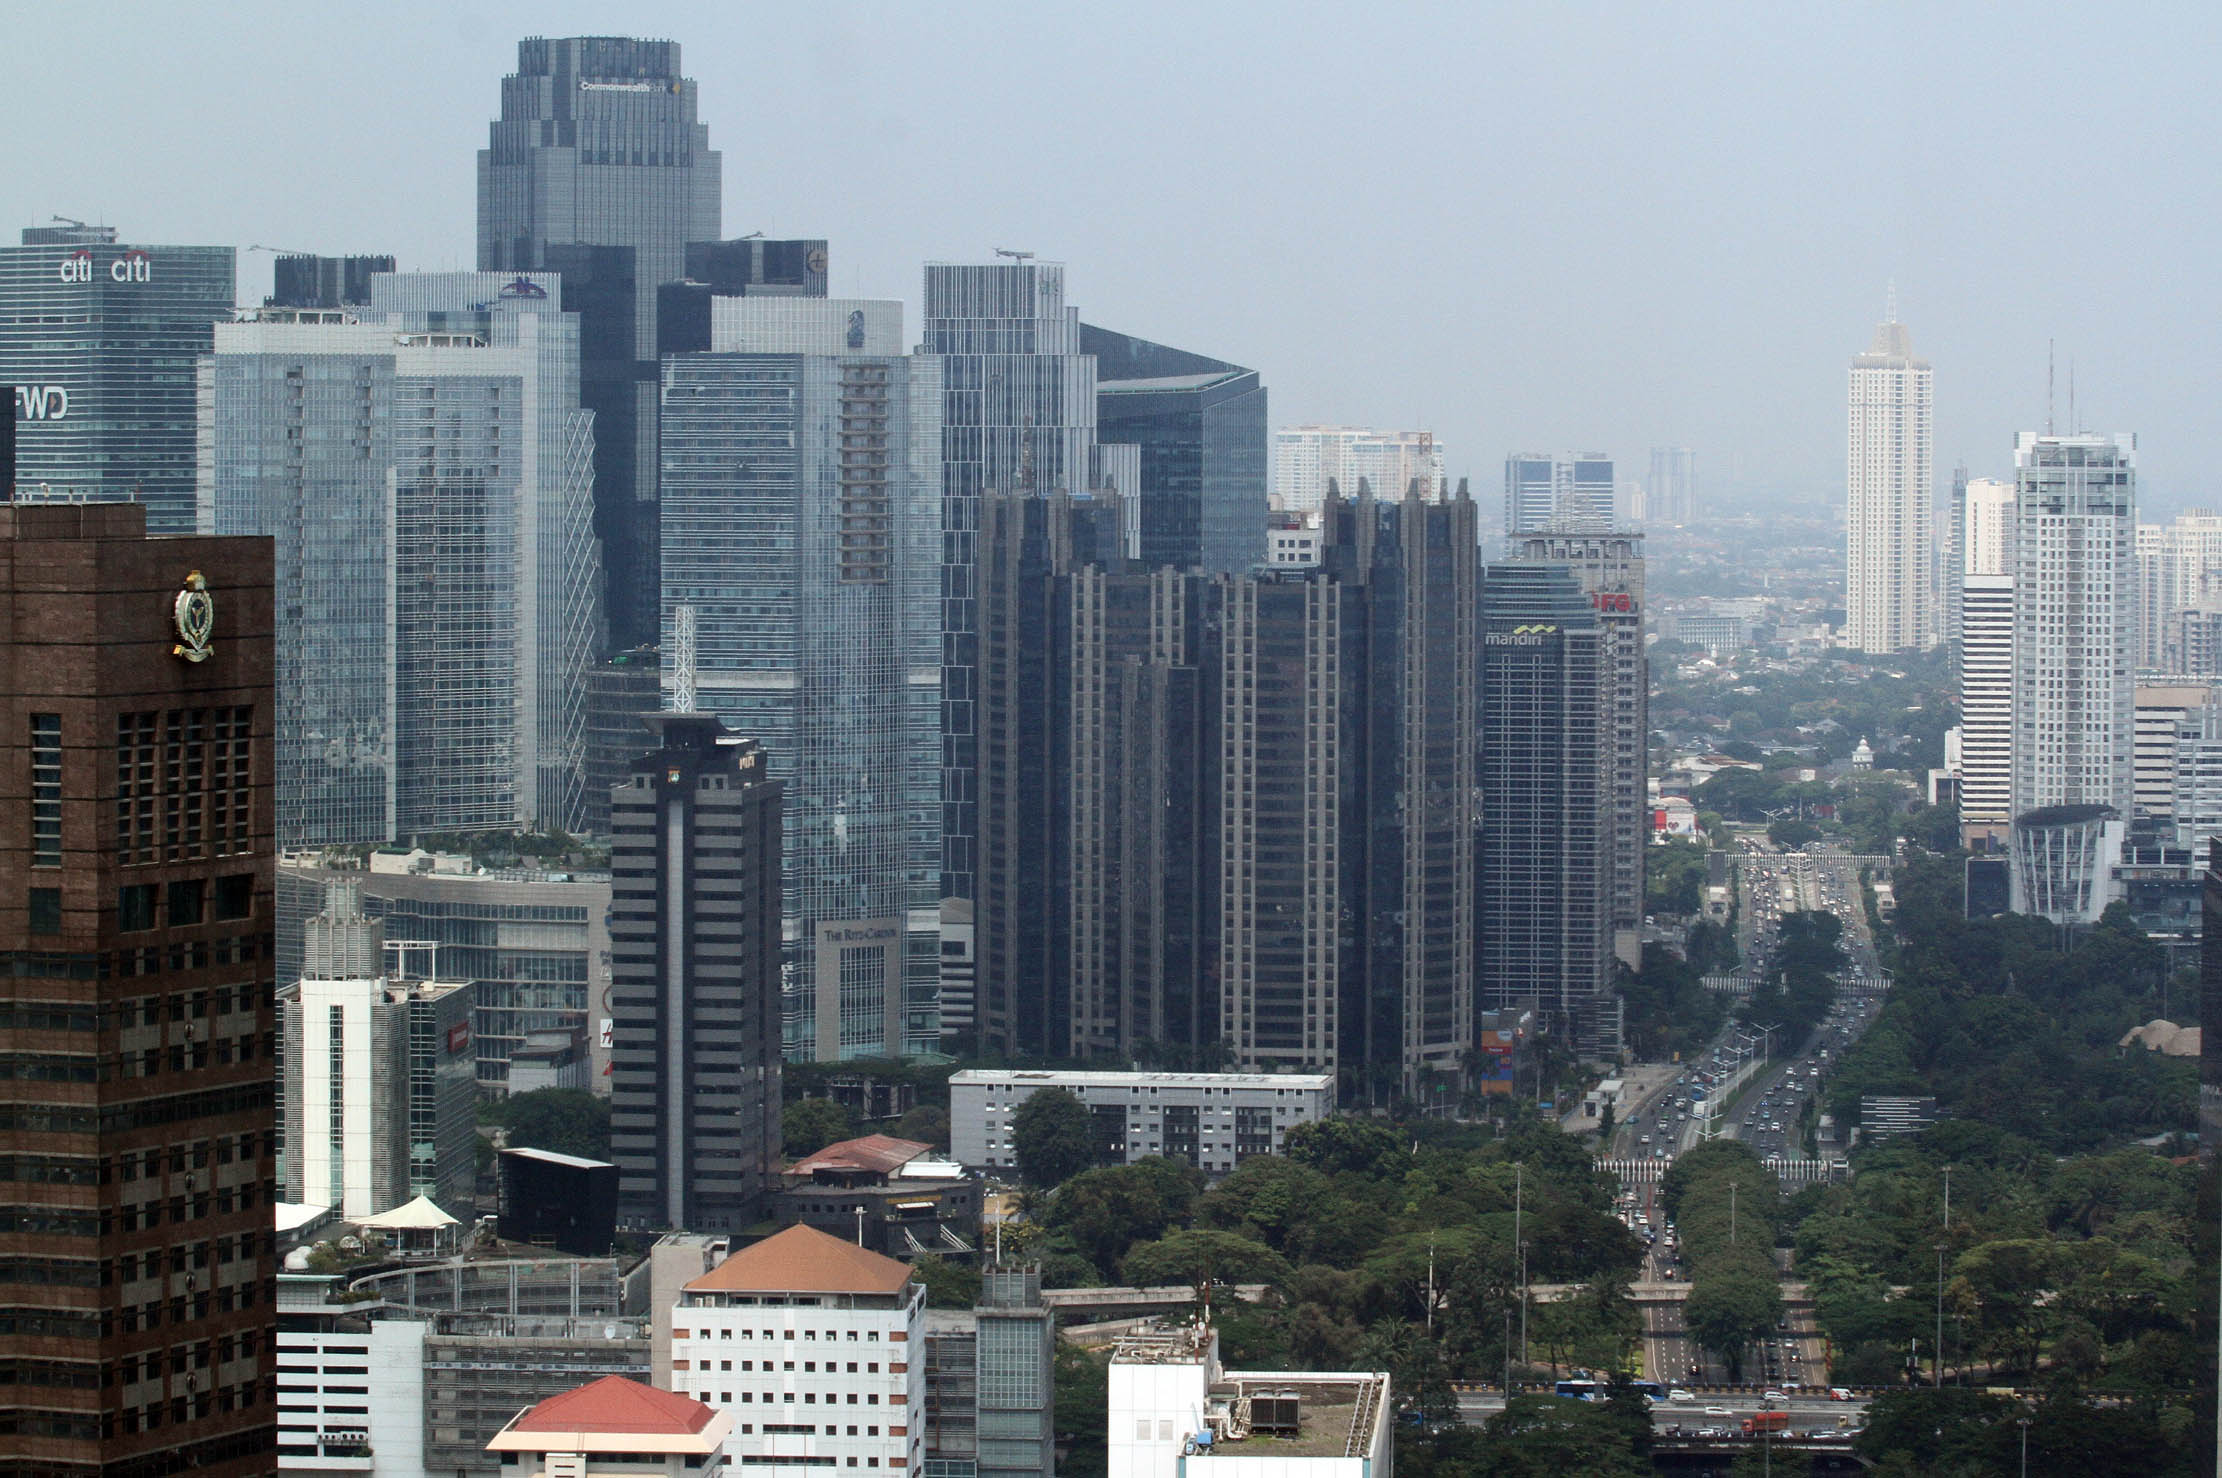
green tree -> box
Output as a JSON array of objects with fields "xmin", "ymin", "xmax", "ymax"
[
  {"xmin": 1045, "ymin": 1158, "xmax": 1203, "ymax": 1276},
  {"xmin": 1283, "ymin": 1116, "xmax": 1403, "ymax": 1178},
  {"xmin": 1052, "ymin": 1343, "xmax": 1110, "ymax": 1478},
  {"xmin": 1122, "ymin": 1228, "xmax": 1291, "ymax": 1303},
  {"xmin": 782, "ymin": 1096, "xmax": 854, "ymax": 1157},
  {"xmin": 892, "ymin": 1104, "xmax": 950, "ymax": 1147},
  {"xmin": 1010, "ymin": 1087, "xmax": 1093, "ymax": 1187},
  {"xmin": 505, "ymin": 1088, "xmax": 611, "ymax": 1160},
  {"xmin": 909, "ymin": 1254, "xmax": 979, "ymax": 1309},
  {"xmin": 1475, "ymin": 1396, "xmax": 1649, "ymax": 1477},
  {"xmin": 1682, "ymin": 1265, "xmax": 1781, "ymax": 1379}
]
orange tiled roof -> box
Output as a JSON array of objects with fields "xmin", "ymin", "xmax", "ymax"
[
  {"xmin": 511, "ymin": 1376, "xmax": 714, "ymax": 1436},
  {"xmin": 685, "ymin": 1222, "xmax": 916, "ymax": 1296}
]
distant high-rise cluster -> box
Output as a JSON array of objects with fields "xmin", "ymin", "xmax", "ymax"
[
  {"xmin": 1845, "ymin": 314, "xmax": 1936, "ymax": 654},
  {"xmin": 1645, "ymin": 446, "xmax": 1698, "ymax": 524},
  {"xmin": 1273, "ymin": 425, "xmax": 1444, "ymax": 513}
]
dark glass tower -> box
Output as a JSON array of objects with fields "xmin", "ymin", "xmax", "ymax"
[
  {"xmin": 478, "ymin": 36, "xmax": 721, "ymax": 651},
  {"xmin": 1479, "ymin": 562, "xmax": 1619, "ymax": 1056},
  {"xmin": 608, "ymin": 715, "xmax": 783, "ymax": 1233},
  {"xmin": 0, "ymin": 225, "xmax": 235, "ymax": 533},
  {"xmin": 1083, "ymin": 324, "xmax": 1268, "ymax": 574}
]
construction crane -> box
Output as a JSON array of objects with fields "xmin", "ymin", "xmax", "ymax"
[
  {"xmin": 671, "ymin": 604, "xmax": 698, "ymax": 714},
  {"xmin": 993, "ymin": 247, "xmax": 1034, "ymax": 262}
]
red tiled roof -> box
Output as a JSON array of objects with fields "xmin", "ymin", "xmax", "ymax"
[
  {"xmin": 790, "ymin": 1133, "xmax": 930, "ymax": 1177},
  {"xmin": 685, "ymin": 1222, "xmax": 916, "ymax": 1296},
  {"xmin": 512, "ymin": 1376, "xmax": 714, "ymax": 1436}
]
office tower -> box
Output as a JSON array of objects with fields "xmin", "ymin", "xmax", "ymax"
[
  {"xmin": 656, "ymin": 237, "xmax": 831, "ymax": 352},
  {"xmin": 2135, "ymin": 684, "xmax": 2213, "ymax": 819},
  {"xmin": 0, "ymin": 502, "xmax": 276, "ymax": 1478},
  {"xmin": 201, "ymin": 272, "xmax": 602, "ymax": 843},
  {"xmin": 659, "ymin": 298, "xmax": 943, "ymax": 1059},
  {"xmin": 1508, "ymin": 528, "xmax": 1647, "ymax": 970},
  {"xmin": 1646, "ymin": 446, "xmax": 1697, "ymax": 524},
  {"xmin": 670, "ymin": 1226, "xmax": 923, "ymax": 1473},
  {"xmin": 0, "ymin": 223, "xmax": 234, "ymax": 532},
  {"xmin": 1503, "ymin": 452, "xmax": 1614, "ymax": 535},
  {"xmin": 278, "ymin": 884, "xmax": 476, "ymax": 1216},
  {"xmin": 4, "ymin": 381, "xmax": 15, "ymax": 494},
  {"xmin": 266, "ymin": 255, "xmax": 395, "ymax": 310},
  {"xmin": 279, "ymin": 857, "xmax": 612, "ymax": 1092},
  {"xmin": 1274, "ymin": 426, "xmax": 1444, "ymax": 517},
  {"xmin": 2009, "ymin": 433, "xmax": 2137, "ymax": 920},
  {"xmin": 920, "ymin": 261, "xmax": 1102, "ymax": 914},
  {"xmin": 2135, "ymin": 510, "xmax": 2222, "ymax": 672},
  {"xmin": 1959, "ymin": 574, "xmax": 2015, "ymax": 849},
  {"xmin": 608, "ymin": 716, "xmax": 782, "ymax": 1232},
  {"xmin": 1083, "ymin": 324, "xmax": 1267, "ymax": 573},
  {"xmin": 583, "ymin": 648, "xmax": 662, "ymax": 836},
  {"xmin": 1480, "ymin": 562, "xmax": 1618, "ymax": 1056},
  {"xmin": 478, "ymin": 36, "xmax": 723, "ymax": 652},
  {"xmin": 1845, "ymin": 312, "xmax": 1935, "ymax": 654}
]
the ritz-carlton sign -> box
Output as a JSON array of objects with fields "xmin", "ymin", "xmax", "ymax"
[{"xmin": 57, "ymin": 248, "xmax": 151, "ymax": 283}]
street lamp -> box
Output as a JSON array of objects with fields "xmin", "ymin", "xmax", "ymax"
[
  {"xmin": 2017, "ymin": 1416, "xmax": 2031, "ymax": 1477},
  {"xmin": 1933, "ymin": 1244, "xmax": 1945, "ymax": 1389}
]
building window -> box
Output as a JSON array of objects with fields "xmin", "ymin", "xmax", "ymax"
[
  {"xmin": 30, "ymin": 715, "xmax": 61, "ymax": 865},
  {"xmin": 167, "ymin": 880, "xmax": 205, "ymax": 928},
  {"xmin": 213, "ymin": 874, "xmax": 253, "ymax": 921},
  {"xmin": 28, "ymin": 888, "xmax": 61, "ymax": 936},
  {"xmin": 117, "ymin": 885, "xmax": 157, "ymax": 933}
]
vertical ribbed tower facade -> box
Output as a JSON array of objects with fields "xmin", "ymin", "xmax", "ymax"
[
  {"xmin": 478, "ymin": 36, "xmax": 721, "ymax": 652},
  {"xmin": 1846, "ymin": 315, "xmax": 1935, "ymax": 653}
]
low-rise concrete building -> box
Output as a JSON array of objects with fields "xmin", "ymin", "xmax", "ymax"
[
  {"xmin": 1107, "ymin": 1322, "xmax": 1389, "ymax": 1478},
  {"xmin": 487, "ymin": 1377, "xmax": 730, "ymax": 1478},
  {"xmin": 950, "ymin": 1070, "xmax": 1335, "ymax": 1175}
]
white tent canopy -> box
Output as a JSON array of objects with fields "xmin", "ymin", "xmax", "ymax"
[{"xmin": 355, "ymin": 1194, "xmax": 458, "ymax": 1230}]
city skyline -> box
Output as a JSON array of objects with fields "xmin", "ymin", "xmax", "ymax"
[{"xmin": 0, "ymin": 5, "xmax": 2210, "ymax": 509}]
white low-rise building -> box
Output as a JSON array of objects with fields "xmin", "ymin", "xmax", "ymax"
[
  {"xmin": 275, "ymin": 1276, "xmax": 429, "ymax": 1478},
  {"xmin": 949, "ymin": 1070, "xmax": 1335, "ymax": 1174},
  {"xmin": 1108, "ymin": 1322, "xmax": 1390, "ymax": 1478},
  {"xmin": 487, "ymin": 1376, "xmax": 731, "ymax": 1478},
  {"xmin": 669, "ymin": 1224, "xmax": 926, "ymax": 1476}
]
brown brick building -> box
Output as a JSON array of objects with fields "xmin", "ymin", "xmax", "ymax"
[{"xmin": 0, "ymin": 502, "xmax": 277, "ymax": 1478}]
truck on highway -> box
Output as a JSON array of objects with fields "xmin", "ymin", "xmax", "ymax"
[{"xmin": 1742, "ymin": 1410, "xmax": 1790, "ymax": 1435}]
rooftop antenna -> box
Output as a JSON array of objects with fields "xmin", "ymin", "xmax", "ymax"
[
  {"xmin": 2069, "ymin": 356, "xmax": 2077, "ymax": 434},
  {"xmin": 993, "ymin": 247, "xmax": 1034, "ymax": 262},
  {"xmin": 2046, "ymin": 341, "xmax": 2055, "ymax": 435},
  {"xmin": 1885, "ymin": 280, "xmax": 1898, "ymax": 323}
]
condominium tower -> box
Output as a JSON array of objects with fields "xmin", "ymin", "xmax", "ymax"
[
  {"xmin": 1645, "ymin": 446, "xmax": 1697, "ymax": 524},
  {"xmin": 478, "ymin": 35, "xmax": 722, "ymax": 651},
  {"xmin": 1503, "ymin": 453, "xmax": 1614, "ymax": 535},
  {"xmin": 0, "ymin": 502, "xmax": 278, "ymax": 1478},
  {"xmin": 1273, "ymin": 426, "xmax": 1443, "ymax": 516},
  {"xmin": 658, "ymin": 298, "xmax": 943, "ymax": 1059},
  {"xmin": 1845, "ymin": 314, "xmax": 1935, "ymax": 653}
]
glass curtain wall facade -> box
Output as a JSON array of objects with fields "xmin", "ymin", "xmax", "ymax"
[
  {"xmin": 659, "ymin": 299, "xmax": 943, "ymax": 1059},
  {"xmin": 1479, "ymin": 563, "xmax": 1619, "ymax": 1056},
  {"xmin": 1081, "ymin": 324, "xmax": 1267, "ymax": 574},
  {"xmin": 0, "ymin": 226, "xmax": 235, "ymax": 533},
  {"xmin": 478, "ymin": 35, "xmax": 722, "ymax": 652},
  {"xmin": 1502, "ymin": 452, "xmax": 1615, "ymax": 537},
  {"xmin": 920, "ymin": 262, "xmax": 1100, "ymax": 911},
  {"xmin": 201, "ymin": 275, "xmax": 601, "ymax": 842}
]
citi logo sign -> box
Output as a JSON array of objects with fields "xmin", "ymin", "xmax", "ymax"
[
  {"xmin": 13, "ymin": 385, "xmax": 69, "ymax": 420},
  {"xmin": 56, "ymin": 250, "xmax": 150, "ymax": 284}
]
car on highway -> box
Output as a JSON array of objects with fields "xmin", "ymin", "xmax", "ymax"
[
  {"xmin": 1828, "ymin": 1387, "xmax": 1853, "ymax": 1401},
  {"xmin": 1667, "ymin": 1389, "xmax": 1694, "ymax": 1403}
]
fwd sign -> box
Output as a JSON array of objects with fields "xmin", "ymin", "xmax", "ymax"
[{"xmin": 14, "ymin": 385, "xmax": 69, "ymax": 420}]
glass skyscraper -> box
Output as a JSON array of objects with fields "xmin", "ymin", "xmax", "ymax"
[
  {"xmin": 200, "ymin": 272, "xmax": 602, "ymax": 843},
  {"xmin": 478, "ymin": 35, "xmax": 722, "ymax": 652},
  {"xmin": 660, "ymin": 299, "xmax": 943, "ymax": 1059},
  {"xmin": 0, "ymin": 223, "xmax": 234, "ymax": 532},
  {"xmin": 920, "ymin": 262, "xmax": 1103, "ymax": 910},
  {"xmin": 1083, "ymin": 324, "xmax": 1268, "ymax": 574}
]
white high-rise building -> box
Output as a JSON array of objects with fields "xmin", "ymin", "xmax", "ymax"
[
  {"xmin": 1845, "ymin": 316, "xmax": 1935, "ymax": 653},
  {"xmin": 1273, "ymin": 425, "xmax": 1443, "ymax": 513},
  {"xmin": 2134, "ymin": 510, "xmax": 2222, "ymax": 671},
  {"xmin": 1963, "ymin": 478, "xmax": 2015, "ymax": 578},
  {"xmin": 1646, "ymin": 446, "xmax": 1697, "ymax": 524},
  {"xmin": 1959, "ymin": 574, "xmax": 2015, "ymax": 846},
  {"xmin": 1503, "ymin": 451, "xmax": 1614, "ymax": 534},
  {"xmin": 2008, "ymin": 432, "xmax": 2137, "ymax": 920}
]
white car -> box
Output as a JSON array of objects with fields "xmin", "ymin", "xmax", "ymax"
[{"xmin": 1667, "ymin": 1390, "xmax": 1695, "ymax": 1404}]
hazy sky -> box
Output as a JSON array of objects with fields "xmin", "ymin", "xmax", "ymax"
[{"xmin": 7, "ymin": 2, "xmax": 2216, "ymax": 509}]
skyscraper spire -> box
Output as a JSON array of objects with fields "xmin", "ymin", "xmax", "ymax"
[{"xmin": 1885, "ymin": 279, "xmax": 1898, "ymax": 324}]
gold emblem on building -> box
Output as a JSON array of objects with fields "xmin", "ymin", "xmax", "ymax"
[{"xmin": 172, "ymin": 571, "xmax": 215, "ymax": 663}]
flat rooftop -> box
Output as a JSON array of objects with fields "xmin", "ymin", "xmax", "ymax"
[{"xmin": 953, "ymin": 1069, "xmax": 1334, "ymax": 1091}]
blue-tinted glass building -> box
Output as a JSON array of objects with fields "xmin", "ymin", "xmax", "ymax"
[
  {"xmin": 478, "ymin": 35, "xmax": 722, "ymax": 653},
  {"xmin": 920, "ymin": 262, "xmax": 1104, "ymax": 912},
  {"xmin": 1082, "ymin": 324, "xmax": 1267, "ymax": 574},
  {"xmin": 660, "ymin": 299, "xmax": 943, "ymax": 1059},
  {"xmin": 0, "ymin": 224, "xmax": 234, "ymax": 532},
  {"xmin": 201, "ymin": 272, "xmax": 602, "ymax": 843}
]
